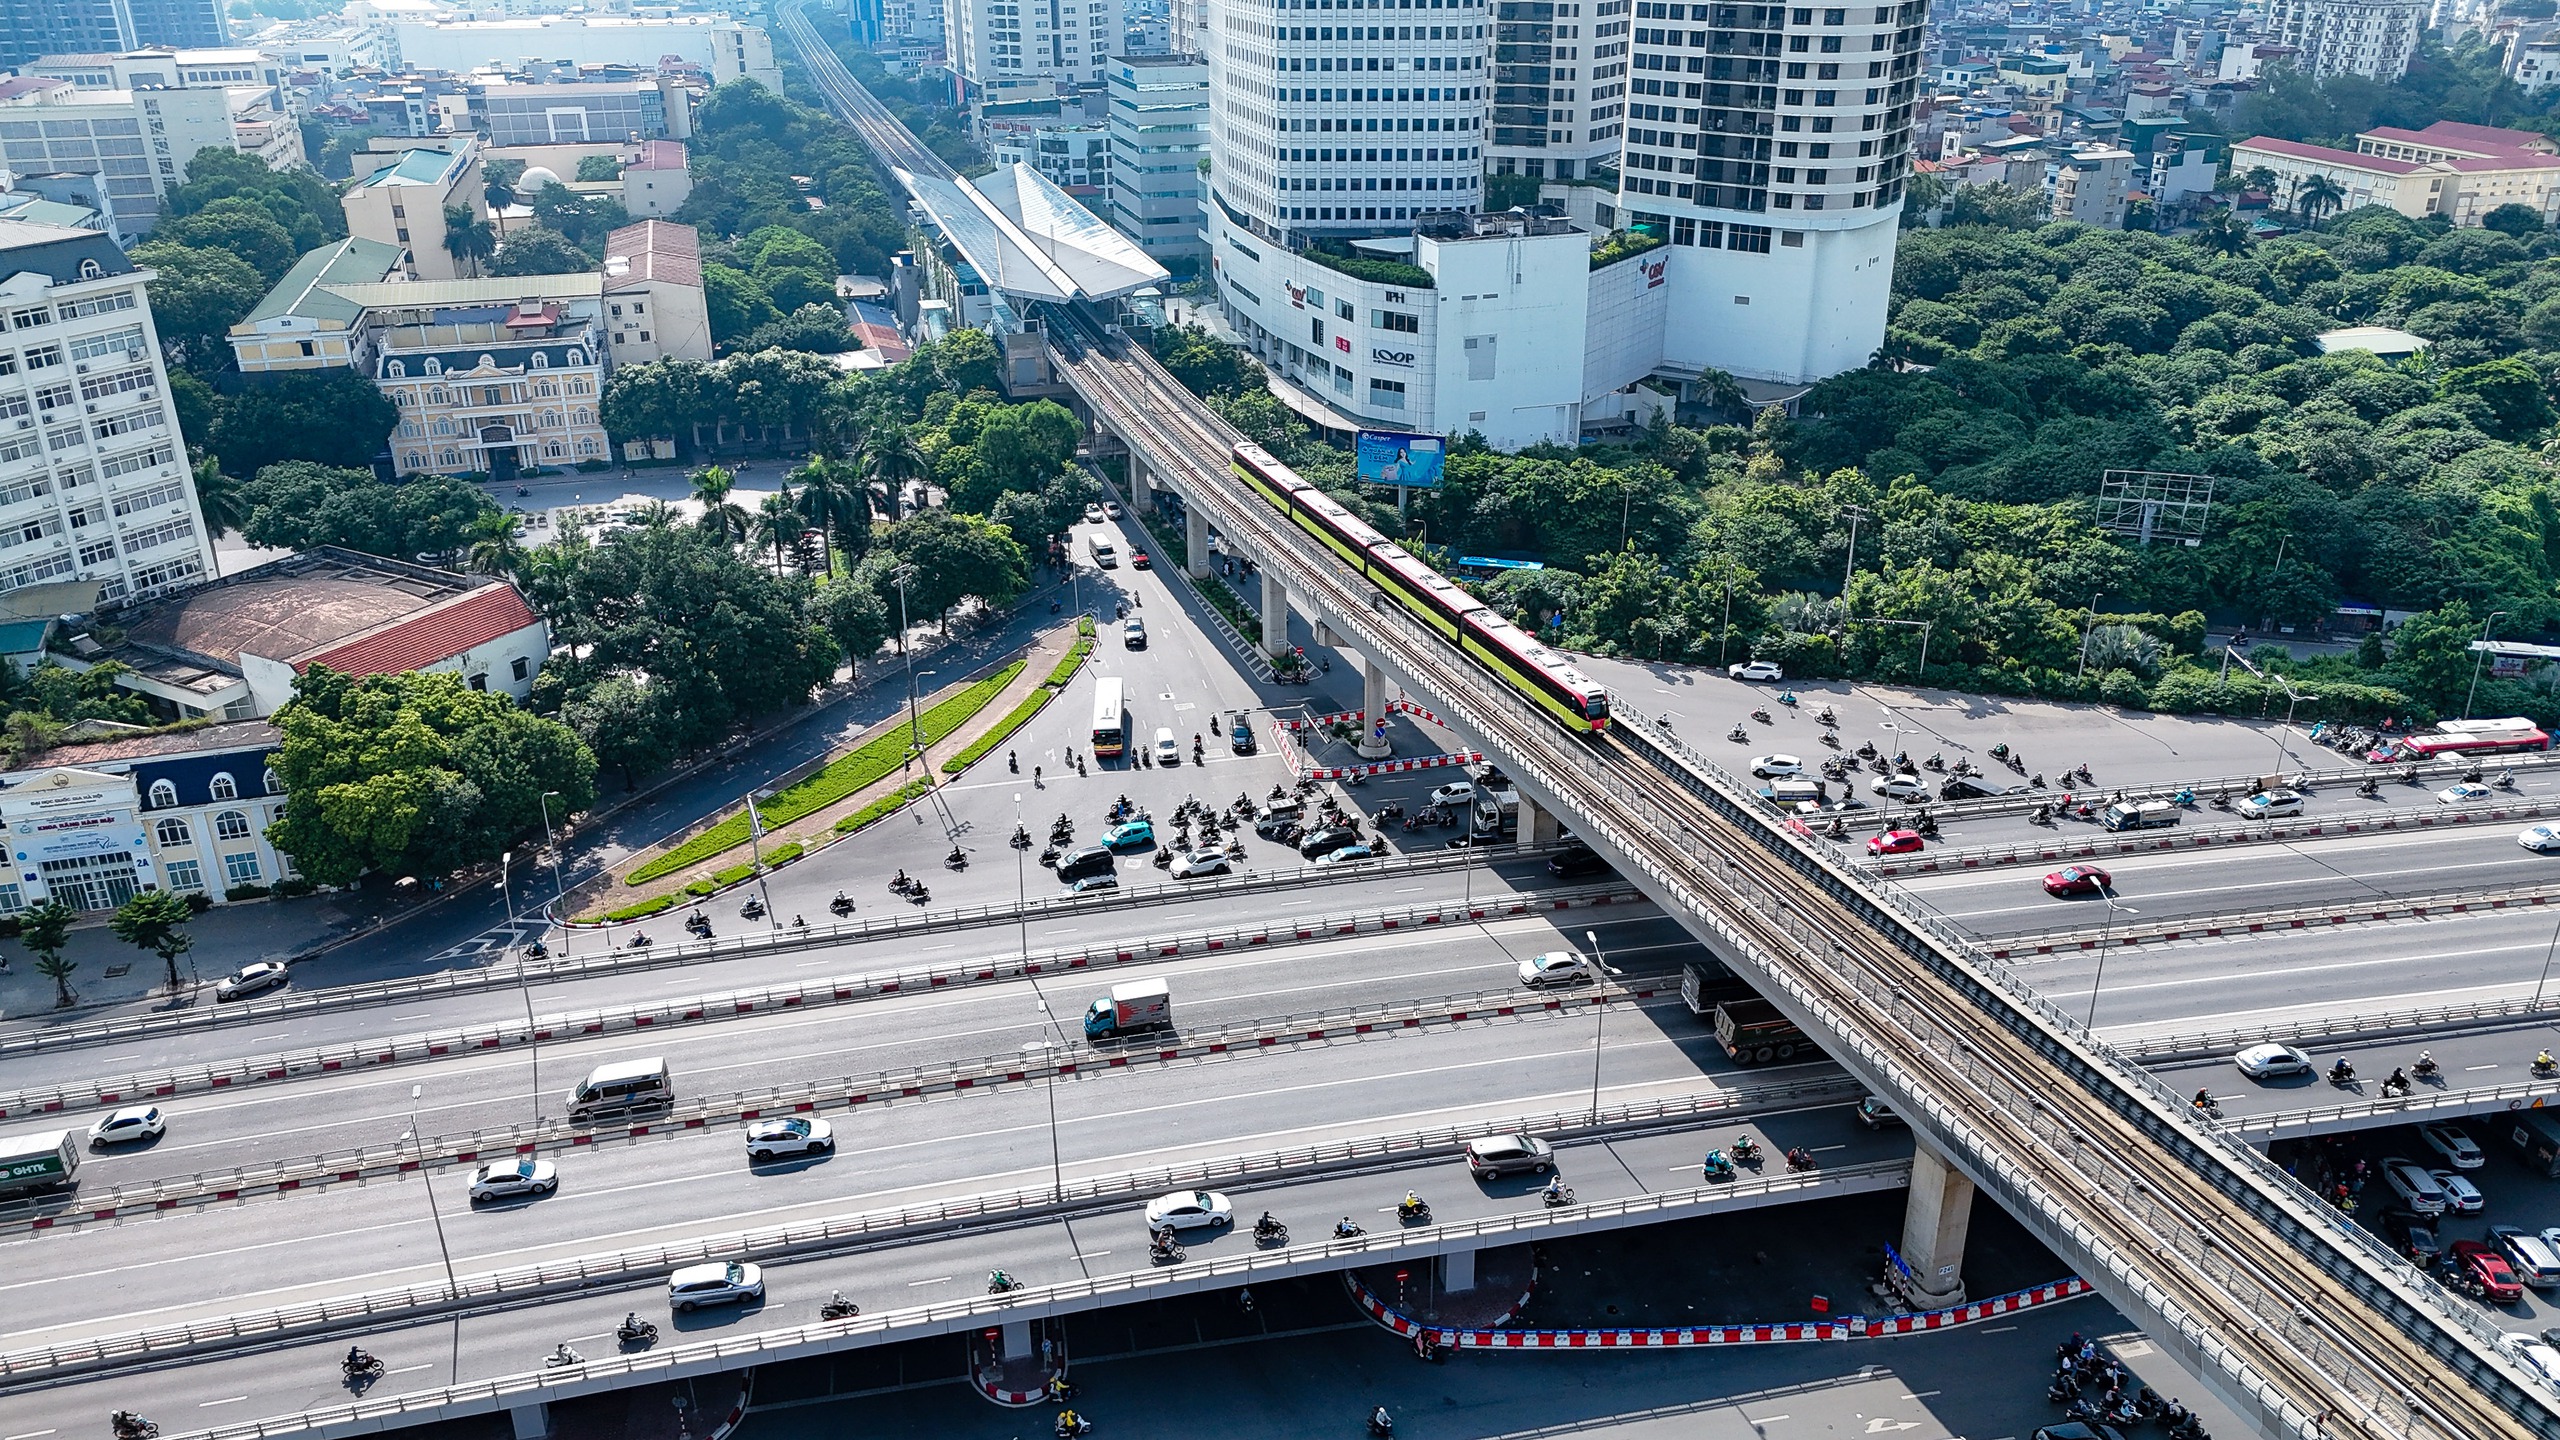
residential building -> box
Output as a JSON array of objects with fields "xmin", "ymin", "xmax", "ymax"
[
  {"xmin": 2265, "ymin": 0, "xmax": 2424, "ymax": 81},
  {"xmin": 1609, "ymin": 0, "xmax": 1925, "ymax": 384},
  {"xmin": 1209, "ymin": 208, "xmax": 1666, "ymax": 448},
  {"xmin": 0, "ymin": 0, "xmax": 135, "ymax": 73},
  {"xmin": 464, "ymin": 76, "xmax": 695, "ymax": 146},
  {"xmin": 340, "ymin": 143, "xmax": 488, "ymax": 282},
  {"xmin": 66, "ymin": 545, "xmax": 550, "ymax": 721},
  {"xmin": 2048, "ymin": 142, "xmax": 2133, "ymax": 226},
  {"xmin": 2146, "ymin": 131, "xmax": 2223, "ymax": 216},
  {"xmin": 1199, "ymin": 0, "xmax": 1489, "ymax": 246},
  {"xmin": 224, "ymin": 235, "xmax": 407, "ymax": 375},
  {"xmin": 945, "ymin": 0, "xmax": 1130, "ymax": 101},
  {"xmin": 0, "ymin": 221, "xmax": 216, "ymax": 613},
  {"xmin": 1487, "ymin": 0, "xmax": 1628, "ymax": 182},
  {"xmin": 990, "ymin": 119, "xmax": 1110, "ymax": 190},
  {"xmin": 28, "ymin": 46, "xmax": 275, "ymax": 91},
  {"xmin": 2232, "ymin": 120, "xmax": 2560, "ymax": 227},
  {"xmin": 1105, "ymin": 52, "xmax": 1208, "ymax": 263},
  {"xmin": 601, "ymin": 220, "xmax": 712, "ymax": 365},
  {"xmin": 390, "ymin": 16, "xmax": 784, "ymax": 93},
  {"xmin": 2514, "ymin": 33, "xmax": 2560, "ymax": 94},
  {"xmin": 0, "ymin": 76, "xmax": 300, "ymax": 234},
  {"xmin": 620, "ymin": 137, "xmax": 693, "ymax": 218},
  {"xmin": 0, "ymin": 720, "xmax": 288, "ymax": 909}
]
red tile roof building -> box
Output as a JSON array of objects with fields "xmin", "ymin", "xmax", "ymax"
[{"xmin": 2233, "ymin": 120, "xmax": 2560, "ymax": 228}]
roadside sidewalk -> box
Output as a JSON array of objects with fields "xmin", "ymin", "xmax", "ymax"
[{"xmin": 0, "ymin": 892, "xmax": 368, "ymax": 1022}]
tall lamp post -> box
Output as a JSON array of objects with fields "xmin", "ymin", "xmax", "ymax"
[
  {"xmin": 2464, "ymin": 610, "xmax": 2509, "ymax": 721},
  {"xmin": 2084, "ymin": 894, "xmax": 2140, "ymax": 1029},
  {"xmin": 405, "ymin": 1084, "xmax": 460, "ymax": 1300},
  {"xmin": 500, "ymin": 851, "xmax": 541, "ymax": 1125},
  {"xmin": 1017, "ymin": 795, "xmax": 1068, "ymax": 1208},
  {"xmin": 537, "ymin": 789, "xmax": 567, "ymax": 954},
  {"xmin": 1585, "ymin": 929, "xmax": 1618, "ymax": 1122}
]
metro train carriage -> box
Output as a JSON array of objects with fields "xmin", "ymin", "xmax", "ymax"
[{"xmin": 1229, "ymin": 442, "xmax": 1609, "ymax": 732}]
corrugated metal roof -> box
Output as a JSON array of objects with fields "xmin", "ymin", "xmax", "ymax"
[
  {"xmin": 242, "ymin": 237, "xmax": 408, "ymax": 326},
  {"xmin": 329, "ymin": 275, "xmax": 602, "ymax": 307}
]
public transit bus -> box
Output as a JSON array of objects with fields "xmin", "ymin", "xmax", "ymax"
[
  {"xmin": 1090, "ymin": 675, "xmax": 1128, "ymax": 759},
  {"xmin": 2374, "ymin": 717, "xmax": 2552, "ymax": 761}
]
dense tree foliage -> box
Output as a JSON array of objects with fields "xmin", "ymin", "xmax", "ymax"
[
  {"xmin": 675, "ymin": 79, "xmax": 915, "ymax": 289},
  {"xmin": 268, "ymin": 667, "xmax": 598, "ymax": 887},
  {"xmin": 237, "ymin": 462, "xmax": 500, "ymax": 560},
  {"xmin": 208, "ymin": 370, "xmax": 402, "ymax": 476}
]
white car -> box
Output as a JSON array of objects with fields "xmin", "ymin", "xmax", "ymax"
[
  {"xmin": 2233, "ymin": 1043, "xmax": 2314, "ymax": 1079},
  {"xmin": 1871, "ymin": 774, "xmax": 1931, "ymax": 802},
  {"xmin": 1517, "ymin": 950, "xmax": 1595, "ymax": 988},
  {"xmin": 214, "ymin": 961, "xmax": 290, "ymax": 1002},
  {"xmin": 2241, "ymin": 788, "xmax": 2304, "ymax": 818},
  {"xmin": 1082, "ymin": 502, "xmax": 1106, "ymax": 523},
  {"xmin": 2420, "ymin": 1122, "xmax": 2484, "ymax": 1170},
  {"xmin": 2440, "ymin": 782, "xmax": 2494, "ymax": 805},
  {"xmin": 2498, "ymin": 1331, "xmax": 2560, "ymax": 1390},
  {"xmin": 744, "ymin": 1116, "xmax": 833, "ymax": 1161},
  {"xmin": 467, "ymin": 1159, "xmax": 559, "ymax": 1203},
  {"xmin": 2380, "ymin": 1156, "xmax": 2446, "ymax": 1214},
  {"xmin": 1169, "ymin": 850, "xmax": 1231, "ymax": 879},
  {"xmin": 1102, "ymin": 499, "xmax": 1123, "ymax": 519},
  {"xmin": 1144, "ymin": 1188, "xmax": 1233, "ymax": 1232},
  {"xmin": 1729, "ymin": 660, "xmax": 1783, "ymax": 683},
  {"xmin": 1428, "ymin": 781, "xmax": 1478, "ymax": 809},
  {"xmin": 1154, "ymin": 732, "xmax": 1181, "ymax": 766},
  {"xmin": 86, "ymin": 1105, "xmax": 165, "ymax": 1147},
  {"xmin": 668, "ymin": 1260, "xmax": 764, "ymax": 1311},
  {"xmin": 1750, "ymin": 754, "xmax": 1803, "ymax": 779},
  {"xmin": 2433, "ymin": 1169, "xmax": 2486, "ymax": 1214},
  {"xmin": 2522, "ymin": 824, "xmax": 2560, "ymax": 854}
]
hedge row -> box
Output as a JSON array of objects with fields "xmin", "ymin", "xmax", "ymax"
[{"xmin": 627, "ymin": 660, "xmax": 1027, "ymax": 884}]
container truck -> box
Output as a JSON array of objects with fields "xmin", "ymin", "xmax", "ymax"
[
  {"xmin": 0, "ymin": 1129, "xmax": 78, "ymax": 1198},
  {"xmin": 1084, "ymin": 979, "xmax": 1173, "ymax": 1038}
]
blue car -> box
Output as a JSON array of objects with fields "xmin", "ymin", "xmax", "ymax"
[{"xmin": 1103, "ymin": 817, "xmax": 1156, "ymax": 850}]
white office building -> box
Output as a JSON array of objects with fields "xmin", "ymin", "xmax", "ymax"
[
  {"xmin": 391, "ymin": 16, "xmax": 786, "ymax": 93},
  {"xmin": 1487, "ymin": 0, "xmax": 1629, "ymax": 182},
  {"xmin": 947, "ymin": 0, "xmax": 1131, "ymax": 98},
  {"xmin": 1106, "ymin": 52, "xmax": 1209, "ymax": 263},
  {"xmin": 0, "ymin": 75, "xmax": 301, "ymax": 235},
  {"xmin": 1608, "ymin": 0, "xmax": 1921, "ymax": 382},
  {"xmin": 0, "ymin": 221, "xmax": 216, "ymax": 610},
  {"xmin": 2266, "ymin": 0, "xmax": 2424, "ymax": 81}
]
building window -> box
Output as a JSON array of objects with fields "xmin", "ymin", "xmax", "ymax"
[
  {"xmin": 263, "ymin": 767, "xmax": 281, "ymax": 794},
  {"xmin": 1368, "ymin": 378, "xmax": 1407, "ymax": 409},
  {"xmin": 387, "ymin": 360, "xmax": 405, "ymax": 377},
  {"xmin": 209, "ymin": 772, "xmax": 237, "ymax": 800},
  {"xmin": 511, "ymin": 655, "xmax": 530, "ymax": 681},
  {"xmin": 77, "ymin": 260, "xmax": 100, "ymax": 279},
  {"xmin": 222, "ymin": 852, "xmax": 262, "ymax": 886},
  {"xmin": 469, "ymin": 672, "xmax": 488, "ymax": 691},
  {"xmin": 147, "ymin": 778, "xmax": 176, "ymax": 808},
  {"xmin": 214, "ymin": 809, "xmax": 252, "ymax": 841},
  {"xmin": 155, "ymin": 817, "xmax": 191, "ymax": 847},
  {"xmin": 163, "ymin": 859, "xmax": 201, "ymax": 892}
]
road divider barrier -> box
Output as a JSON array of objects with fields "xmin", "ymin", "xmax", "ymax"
[
  {"xmin": 0, "ymin": 1080, "xmax": 1874, "ymax": 1384},
  {"xmin": 1864, "ymin": 795, "xmax": 2560, "ymax": 879},
  {"xmin": 1346, "ymin": 1269, "xmax": 2096, "ymax": 1347},
  {"xmin": 1, "ymin": 964, "xmax": 1688, "ymax": 1234},
  {"xmin": 1985, "ymin": 878, "xmax": 2559, "ymax": 959},
  {"xmin": 0, "ymin": 880, "xmax": 1646, "ymax": 1120},
  {"xmin": 2213, "ymin": 1075, "xmax": 2560, "ymax": 1139},
  {"xmin": 2124, "ymin": 994, "xmax": 2560, "ymax": 1065}
]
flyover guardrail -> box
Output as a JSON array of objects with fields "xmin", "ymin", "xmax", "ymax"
[
  {"xmin": 0, "ymin": 842, "xmax": 1576, "ymax": 1061},
  {"xmin": 1982, "ymin": 877, "xmax": 2559, "ymax": 958},
  {"xmin": 0, "ymin": 1077, "xmax": 1871, "ymax": 1382},
  {"xmin": 0, "ymin": 883, "xmax": 1646, "ymax": 1123},
  {"xmin": 5, "ymin": 972, "xmax": 1684, "ymax": 1232},
  {"xmin": 1860, "ymin": 794, "xmax": 2560, "ymax": 879},
  {"xmin": 2124, "ymin": 995, "xmax": 2560, "ymax": 1065},
  {"xmin": 1851, "ymin": 749, "xmax": 2560, "ymax": 826},
  {"xmin": 2215, "ymin": 1075, "xmax": 2560, "ymax": 1140}
]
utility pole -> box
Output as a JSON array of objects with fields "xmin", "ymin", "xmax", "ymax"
[{"xmin": 1840, "ymin": 505, "xmax": 1871, "ymax": 602}]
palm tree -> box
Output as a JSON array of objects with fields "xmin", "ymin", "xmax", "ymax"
[
  {"xmin": 790, "ymin": 456, "xmax": 869, "ymax": 575},
  {"xmin": 19, "ymin": 898, "xmax": 76, "ymax": 1008},
  {"xmin": 2190, "ymin": 208, "xmax": 2252, "ymax": 257},
  {"xmin": 2293, "ymin": 173, "xmax": 2346, "ymax": 226},
  {"xmin": 442, "ymin": 204, "xmax": 496, "ymax": 278},
  {"xmin": 754, "ymin": 487, "xmax": 807, "ymax": 575},
  {"xmin": 191, "ymin": 451, "xmax": 246, "ymax": 544},
  {"xmin": 859, "ymin": 429, "xmax": 929, "ymax": 521},
  {"xmin": 462, "ymin": 510, "xmax": 526, "ymax": 577},
  {"xmin": 691, "ymin": 465, "xmax": 750, "ymax": 546}
]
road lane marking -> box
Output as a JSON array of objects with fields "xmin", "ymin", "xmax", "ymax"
[
  {"xmin": 1901, "ymin": 1391, "xmax": 1941, "ymax": 1399},
  {"xmin": 7, "ymin": 1427, "xmax": 60, "ymax": 1438},
  {"xmin": 2470, "ymin": 1064, "xmax": 2500, "ymax": 1071},
  {"xmin": 387, "ymin": 1364, "xmax": 434, "ymax": 1375},
  {"xmin": 1980, "ymin": 1325, "xmax": 2016, "ymax": 1334},
  {"xmin": 199, "ymin": 1397, "xmax": 248, "ymax": 1408},
  {"xmin": 908, "ymin": 1276, "xmax": 952, "ymax": 1286}
]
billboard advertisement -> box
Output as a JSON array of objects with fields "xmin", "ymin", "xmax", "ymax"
[{"xmin": 1355, "ymin": 430, "xmax": 1446, "ymax": 489}]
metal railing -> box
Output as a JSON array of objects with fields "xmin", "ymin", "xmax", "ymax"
[
  {"xmin": 1986, "ymin": 876, "xmax": 2559, "ymax": 955},
  {"xmin": 2125, "ymin": 994, "xmax": 2560, "ymax": 1064},
  {"xmin": 1859, "ymin": 794, "xmax": 2559, "ymax": 874},
  {"xmin": 2219, "ymin": 1076, "xmax": 2560, "ymax": 1137},
  {"xmin": 0, "ymin": 1077, "xmax": 1869, "ymax": 1382}
]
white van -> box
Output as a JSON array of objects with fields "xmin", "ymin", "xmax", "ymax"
[
  {"xmin": 1153, "ymin": 726, "xmax": 1180, "ymax": 766},
  {"xmin": 569, "ymin": 1057, "xmax": 673, "ymax": 1122},
  {"xmin": 1762, "ymin": 779, "xmax": 1823, "ymax": 809},
  {"xmin": 1089, "ymin": 534, "xmax": 1120, "ymax": 568}
]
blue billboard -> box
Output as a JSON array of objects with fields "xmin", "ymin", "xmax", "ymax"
[{"xmin": 1355, "ymin": 430, "xmax": 1446, "ymax": 489}]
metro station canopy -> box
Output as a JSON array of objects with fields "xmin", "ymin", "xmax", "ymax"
[{"xmin": 900, "ymin": 161, "xmax": 1170, "ymax": 305}]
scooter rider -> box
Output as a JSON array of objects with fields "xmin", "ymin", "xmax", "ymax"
[
  {"xmin": 1542, "ymin": 1174, "xmax": 1567, "ymax": 1204},
  {"xmin": 2193, "ymin": 1087, "xmax": 2214, "ymax": 1110},
  {"xmin": 345, "ymin": 1345, "xmax": 372, "ymax": 1372}
]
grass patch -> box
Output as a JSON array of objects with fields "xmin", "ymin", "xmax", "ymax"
[
  {"xmin": 1078, "ymin": 615, "xmax": 1096, "ymax": 637},
  {"xmin": 835, "ymin": 777, "xmax": 933, "ymax": 833},
  {"xmin": 603, "ymin": 894, "xmax": 679, "ymax": 922},
  {"xmin": 767, "ymin": 840, "xmax": 804, "ymax": 866},
  {"xmin": 627, "ymin": 661, "xmax": 1026, "ymax": 884},
  {"xmin": 1042, "ymin": 636, "xmax": 1095, "ymax": 688},
  {"xmin": 945, "ymin": 688, "xmax": 1057, "ymax": 772},
  {"xmin": 1200, "ymin": 575, "xmax": 1259, "ymax": 639}
]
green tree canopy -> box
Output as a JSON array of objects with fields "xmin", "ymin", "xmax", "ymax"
[
  {"xmin": 490, "ymin": 224, "xmax": 594, "ymax": 277},
  {"xmin": 129, "ymin": 240, "xmax": 267, "ymax": 374},
  {"xmin": 209, "ymin": 369, "xmax": 400, "ymax": 475},
  {"xmin": 238, "ymin": 461, "xmax": 501, "ymax": 559}
]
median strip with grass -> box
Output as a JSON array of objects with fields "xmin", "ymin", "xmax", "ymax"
[
  {"xmin": 627, "ymin": 660, "xmax": 1027, "ymax": 885},
  {"xmin": 945, "ymin": 630, "xmax": 1095, "ymax": 775}
]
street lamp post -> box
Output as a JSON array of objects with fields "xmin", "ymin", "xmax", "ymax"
[
  {"xmin": 406, "ymin": 1085, "xmax": 460, "ymax": 1300},
  {"xmin": 2085, "ymin": 896, "xmax": 2140, "ymax": 1029},
  {"xmin": 537, "ymin": 789, "xmax": 566, "ymax": 954},
  {"xmin": 2464, "ymin": 610, "xmax": 2509, "ymax": 721},
  {"xmin": 1839, "ymin": 505, "xmax": 1871, "ymax": 600},
  {"xmin": 1586, "ymin": 929, "xmax": 1613, "ymax": 1122},
  {"xmin": 500, "ymin": 851, "xmax": 541, "ymax": 1125},
  {"xmin": 2535, "ymin": 905, "xmax": 2560, "ymax": 1008},
  {"xmin": 2077, "ymin": 594, "xmax": 2106, "ymax": 680},
  {"xmin": 1018, "ymin": 793, "xmax": 1067, "ymax": 1206}
]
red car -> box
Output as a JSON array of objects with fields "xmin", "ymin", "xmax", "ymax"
[
  {"xmin": 2042, "ymin": 865, "xmax": 2112, "ymax": 897},
  {"xmin": 2451, "ymin": 1240, "xmax": 2524, "ymax": 1304},
  {"xmin": 1868, "ymin": 829, "xmax": 1924, "ymax": 856},
  {"xmin": 1131, "ymin": 550, "xmax": 1153, "ymax": 570}
]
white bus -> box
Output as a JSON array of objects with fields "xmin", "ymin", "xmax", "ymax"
[{"xmin": 1091, "ymin": 676, "xmax": 1127, "ymax": 759}]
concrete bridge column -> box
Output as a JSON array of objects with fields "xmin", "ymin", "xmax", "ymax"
[
  {"xmin": 1262, "ymin": 570, "xmax": 1291, "ymax": 655},
  {"xmin": 1359, "ymin": 659, "xmax": 1392, "ymax": 758},
  {"xmin": 1128, "ymin": 455, "xmax": 1153, "ymax": 509},
  {"xmin": 1312, "ymin": 617, "xmax": 1339, "ymax": 647},
  {"xmin": 509, "ymin": 1404, "xmax": 550, "ymax": 1440},
  {"xmin": 1000, "ymin": 1318, "xmax": 1032, "ymax": 1357},
  {"xmin": 1442, "ymin": 1248, "xmax": 1477, "ymax": 1293},
  {"xmin": 1185, "ymin": 504, "xmax": 1211, "ymax": 579},
  {"xmin": 1898, "ymin": 1143, "xmax": 1974, "ymax": 1308},
  {"xmin": 1514, "ymin": 790, "xmax": 1562, "ymax": 846}
]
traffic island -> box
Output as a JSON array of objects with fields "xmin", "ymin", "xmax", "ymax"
[
  {"xmin": 1344, "ymin": 1246, "xmax": 1536, "ymax": 1335},
  {"xmin": 966, "ymin": 1316, "xmax": 1068, "ymax": 1406}
]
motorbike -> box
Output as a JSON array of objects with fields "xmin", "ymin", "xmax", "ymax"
[
  {"xmin": 684, "ymin": 915, "xmax": 711, "ymax": 938},
  {"xmin": 1376, "ymin": 801, "xmax": 1406, "ymax": 822},
  {"xmin": 1820, "ymin": 732, "xmax": 1841, "ymax": 749},
  {"xmin": 1990, "ymin": 743, "xmax": 2009, "ymax": 760},
  {"xmin": 341, "ymin": 1352, "xmax": 384, "ymax": 1380},
  {"xmin": 617, "ymin": 1317, "xmax": 659, "ymax": 1346},
  {"xmin": 988, "ymin": 1270, "xmax": 1023, "ymax": 1294},
  {"xmin": 110, "ymin": 1416, "xmax": 158, "ymax": 1440},
  {"xmin": 1923, "ymin": 753, "xmax": 1944, "ymax": 771},
  {"xmin": 1816, "ymin": 707, "xmax": 1837, "ymax": 727},
  {"xmin": 1369, "ymin": 1410, "xmax": 1396, "ymax": 1438},
  {"xmin": 1396, "ymin": 1195, "xmax": 1432, "ymax": 1224},
  {"xmin": 1701, "ymin": 1149, "xmax": 1735, "ymax": 1181},
  {"xmin": 2358, "ymin": 778, "xmax": 2382, "ymax": 799},
  {"xmin": 946, "ymin": 846, "xmax": 968, "ymax": 871},
  {"xmin": 819, "ymin": 1291, "xmax": 861, "ymax": 1320},
  {"xmin": 2073, "ymin": 764, "xmax": 2094, "ymax": 784},
  {"xmin": 2045, "ymin": 1378, "xmax": 2079, "ymax": 1405},
  {"xmin": 909, "ymin": 884, "xmax": 931, "ymax": 905},
  {"xmin": 625, "ymin": 933, "xmax": 653, "ymax": 949},
  {"xmin": 546, "ymin": 1345, "xmax": 584, "ymax": 1369},
  {"xmin": 2329, "ymin": 1061, "xmax": 2358, "ymax": 1087},
  {"xmin": 523, "ymin": 940, "xmax": 548, "ymax": 960},
  {"xmin": 1785, "ymin": 1147, "xmax": 1816, "ymax": 1172},
  {"xmin": 1012, "ymin": 825, "xmax": 1033, "ymax": 849},
  {"xmin": 1541, "ymin": 1183, "xmax": 1577, "ymax": 1207},
  {"xmin": 830, "ymin": 895, "xmax": 855, "ymax": 916},
  {"xmin": 2031, "ymin": 772, "xmax": 2048, "ymax": 789},
  {"xmin": 1253, "ymin": 1216, "xmax": 1289, "ymax": 1245},
  {"xmin": 1777, "ymin": 691, "xmax": 1798, "ymax": 707},
  {"xmin": 890, "ymin": 872, "xmax": 918, "ymax": 893},
  {"xmin": 2537, "ymin": 1053, "xmax": 2559, "ymax": 1078},
  {"xmin": 1149, "ymin": 1234, "xmax": 1187, "ymax": 1265},
  {"xmin": 2413, "ymin": 1055, "xmax": 2440, "ymax": 1080},
  {"xmin": 1334, "ymin": 1219, "xmax": 1366, "ymax": 1238},
  {"xmin": 1054, "ymin": 1416, "xmax": 1092, "ymax": 1439},
  {"xmin": 2032, "ymin": 805, "xmax": 2054, "ymax": 825},
  {"xmin": 1153, "ymin": 848, "xmax": 1174, "ymax": 869},
  {"xmin": 741, "ymin": 897, "xmax": 768, "ymax": 919},
  {"xmin": 1951, "ymin": 759, "xmax": 1976, "ymax": 777},
  {"xmin": 1856, "ymin": 741, "xmax": 1877, "ymax": 760},
  {"xmin": 1751, "ymin": 707, "xmax": 1772, "ymax": 724},
  {"xmin": 2172, "ymin": 788, "xmax": 2195, "ymax": 806},
  {"xmin": 1728, "ymin": 726, "xmax": 1750, "ymax": 744},
  {"xmin": 1731, "ymin": 1138, "xmax": 1762, "ymax": 1167},
  {"xmin": 1040, "ymin": 845, "xmax": 1061, "ymax": 867},
  {"xmin": 2209, "ymin": 791, "xmax": 2233, "ymax": 810}
]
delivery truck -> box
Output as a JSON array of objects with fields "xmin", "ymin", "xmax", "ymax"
[
  {"xmin": 0, "ymin": 1129, "xmax": 79, "ymax": 1198},
  {"xmin": 1084, "ymin": 979, "xmax": 1173, "ymax": 1039},
  {"xmin": 1711, "ymin": 997, "xmax": 1817, "ymax": 1066}
]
